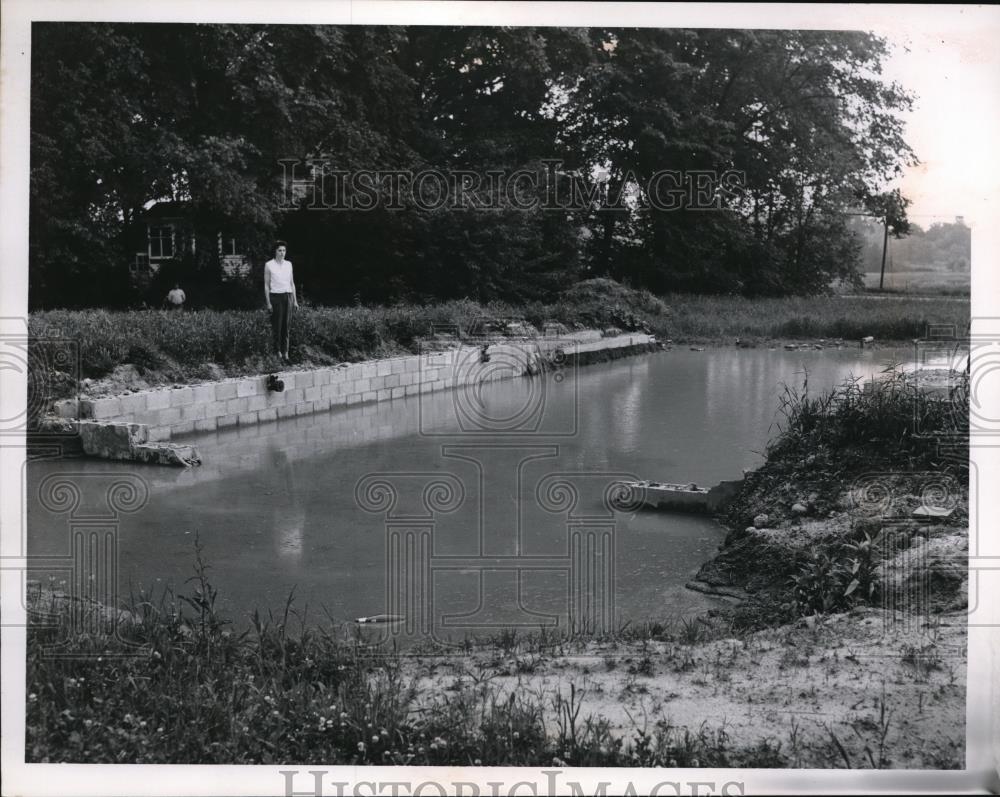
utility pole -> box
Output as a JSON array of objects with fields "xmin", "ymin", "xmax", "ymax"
[{"xmin": 878, "ymin": 214, "xmax": 889, "ymax": 291}]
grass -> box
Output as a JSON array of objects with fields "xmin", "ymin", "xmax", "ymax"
[
  {"xmin": 28, "ymin": 281, "xmax": 968, "ymax": 396},
  {"xmin": 861, "ymin": 271, "xmax": 970, "ymax": 295},
  {"xmin": 25, "ymin": 555, "xmax": 782, "ymax": 767},
  {"xmin": 661, "ymin": 293, "xmax": 968, "ymax": 344},
  {"xmin": 705, "ymin": 365, "xmax": 970, "ymax": 630}
]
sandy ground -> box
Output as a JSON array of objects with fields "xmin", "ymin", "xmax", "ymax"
[{"xmin": 402, "ymin": 606, "xmax": 966, "ymax": 768}]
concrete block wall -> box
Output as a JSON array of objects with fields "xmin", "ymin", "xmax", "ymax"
[{"xmin": 53, "ymin": 333, "xmax": 656, "ymax": 442}]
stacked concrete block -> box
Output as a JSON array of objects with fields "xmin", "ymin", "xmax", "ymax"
[{"xmin": 51, "ymin": 334, "xmax": 657, "ymax": 447}]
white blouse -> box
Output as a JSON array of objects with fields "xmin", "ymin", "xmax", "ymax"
[{"xmin": 265, "ymin": 259, "xmax": 294, "ymax": 293}]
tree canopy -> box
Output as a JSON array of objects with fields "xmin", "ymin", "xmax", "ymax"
[{"xmin": 29, "ymin": 24, "xmax": 916, "ymax": 307}]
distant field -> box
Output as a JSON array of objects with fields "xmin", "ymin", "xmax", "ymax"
[
  {"xmin": 664, "ymin": 293, "xmax": 969, "ymax": 343},
  {"xmin": 862, "ymin": 270, "xmax": 970, "ymax": 294}
]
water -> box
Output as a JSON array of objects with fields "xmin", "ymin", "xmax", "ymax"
[{"xmin": 27, "ymin": 345, "xmax": 919, "ymax": 639}]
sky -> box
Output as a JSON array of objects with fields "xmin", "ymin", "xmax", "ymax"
[{"xmin": 880, "ymin": 24, "xmax": 1000, "ymax": 228}]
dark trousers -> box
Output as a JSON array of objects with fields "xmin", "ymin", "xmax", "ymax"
[{"xmin": 270, "ymin": 293, "xmax": 291, "ymax": 356}]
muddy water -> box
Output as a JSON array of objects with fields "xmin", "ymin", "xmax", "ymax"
[{"xmin": 27, "ymin": 345, "xmax": 923, "ymax": 638}]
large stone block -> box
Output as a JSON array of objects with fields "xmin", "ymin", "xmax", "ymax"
[
  {"xmin": 192, "ymin": 384, "xmax": 217, "ymax": 404},
  {"xmin": 258, "ymin": 407, "xmax": 278, "ymax": 423},
  {"xmin": 215, "ymin": 381, "xmax": 238, "ymax": 401},
  {"xmin": 236, "ymin": 379, "xmax": 259, "ymax": 398},
  {"xmin": 146, "ymin": 391, "xmax": 172, "ymax": 411},
  {"xmin": 90, "ymin": 397, "xmax": 123, "ymax": 420},
  {"xmin": 226, "ymin": 397, "xmax": 249, "ymax": 415},
  {"xmin": 237, "ymin": 411, "xmax": 259, "ymax": 426},
  {"xmin": 296, "ymin": 371, "xmax": 315, "ymax": 389},
  {"xmin": 147, "ymin": 425, "xmax": 171, "ymax": 442},
  {"xmin": 194, "ymin": 417, "xmax": 218, "ymax": 433},
  {"xmin": 157, "ymin": 407, "xmax": 182, "ymax": 425},
  {"xmin": 217, "ymin": 414, "xmax": 238, "ymax": 429},
  {"xmin": 173, "ymin": 420, "xmax": 195, "ymax": 436},
  {"xmin": 246, "ymin": 395, "xmax": 268, "ymax": 412},
  {"xmin": 376, "ymin": 360, "xmax": 392, "ymax": 377},
  {"xmin": 170, "ymin": 387, "xmax": 194, "ymax": 407},
  {"xmin": 132, "ymin": 442, "xmax": 200, "ymax": 467},
  {"xmin": 119, "ymin": 393, "xmax": 148, "ymax": 416},
  {"xmin": 205, "ymin": 399, "xmax": 229, "ymax": 418},
  {"xmin": 304, "ymin": 385, "xmax": 321, "ymax": 402},
  {"xmin": 180, "ymin": 403, "xmax": 207, "ymax": 422},
  {"xmin": 54, "ymin": 399, "xmax": 79, "ymax": 419}
]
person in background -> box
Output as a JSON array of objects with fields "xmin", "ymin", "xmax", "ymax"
[
  {"xmin": 264, "ymin": 241, "xmax": 298, "ymax": 363},
  {"xmin": 165, "ymin": 283, "xmax": 186, "ymax": 310}
]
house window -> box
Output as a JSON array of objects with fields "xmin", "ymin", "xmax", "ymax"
[
  {"xmin": 130, "ymin": 253, "xmax": 149, "ymax": 274},
  {"xmin": 219, "ymin": 235, "xmax": 245, "ymax": 257},
  {"xmin": 148, "ymin": 225, "xmax": 174, "ymax": 259}
]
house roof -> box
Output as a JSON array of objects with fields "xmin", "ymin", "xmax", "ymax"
[{"xmin": 143, "ymin": 200, "xmax": 191, "ymax": 220}]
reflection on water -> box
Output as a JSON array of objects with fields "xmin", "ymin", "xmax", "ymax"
[{"xmin": 28, "ymin": 345, "xmax": 917, "ymax": 637}]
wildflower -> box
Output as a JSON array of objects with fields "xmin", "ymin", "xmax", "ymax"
[
  {"xmin": 668, "ymin": 759, "xmax": 678, "ymax": 767},
  {"xmin": 474, "ymin": 759, "xmax": 482, "ymax": 766},
  {"xmin": 380, "ymin": 728, "xmax": 389, "ymax": 737},
  {"xmin": 552, "ymin": 757, "xmax": 563, "ymax": 767},
  {"xmin": 340, "ymin": 712, "xmax": 348, "ymax": 719},
  {"xmin": 512, "ymin": 731, "xmax": 520, "ymax": 740},
  {"xmin": 83, "ymin": 719, "xmax": 93, "ymax": 728},
  {"xmin": 371, "ymin": 735, "xmax": 379, "ymax": 744},
  {"xmin": 139, "ymin": 721, "xmax": 147, "ymax": 728},
  {"xmin": 430, "ymin": 742, "xmax": 437, "ymax": 751},
  {"xmin": 157, "ymin": 727, "xmax": 165, "ymax": 734},
  {"xmin": 418, "ymin": 746, "xmax": 425, "ymax": 754},
  {"xmin": 691, "ymin": 758, "xmax": 700, "ymax": 767},
  {"xmin": 27, "ymin": 693, "xmax": 36, "ymax": 702},
  {"xmin": 272, "ymin": 710, "xmax": 280, "ymax": 717},
  {"xmin": 357, "ymin": 742, "xmax": 366, "ymax": 753}
]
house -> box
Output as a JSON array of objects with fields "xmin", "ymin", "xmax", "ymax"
[{"xmin": 128, "ymin": 201, "xmax": 252, "ymax": 286}]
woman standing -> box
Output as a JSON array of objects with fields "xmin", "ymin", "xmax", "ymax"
[{"xmin": 264, "ymin": 241, "xmax": 298, "ymax": 363}]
